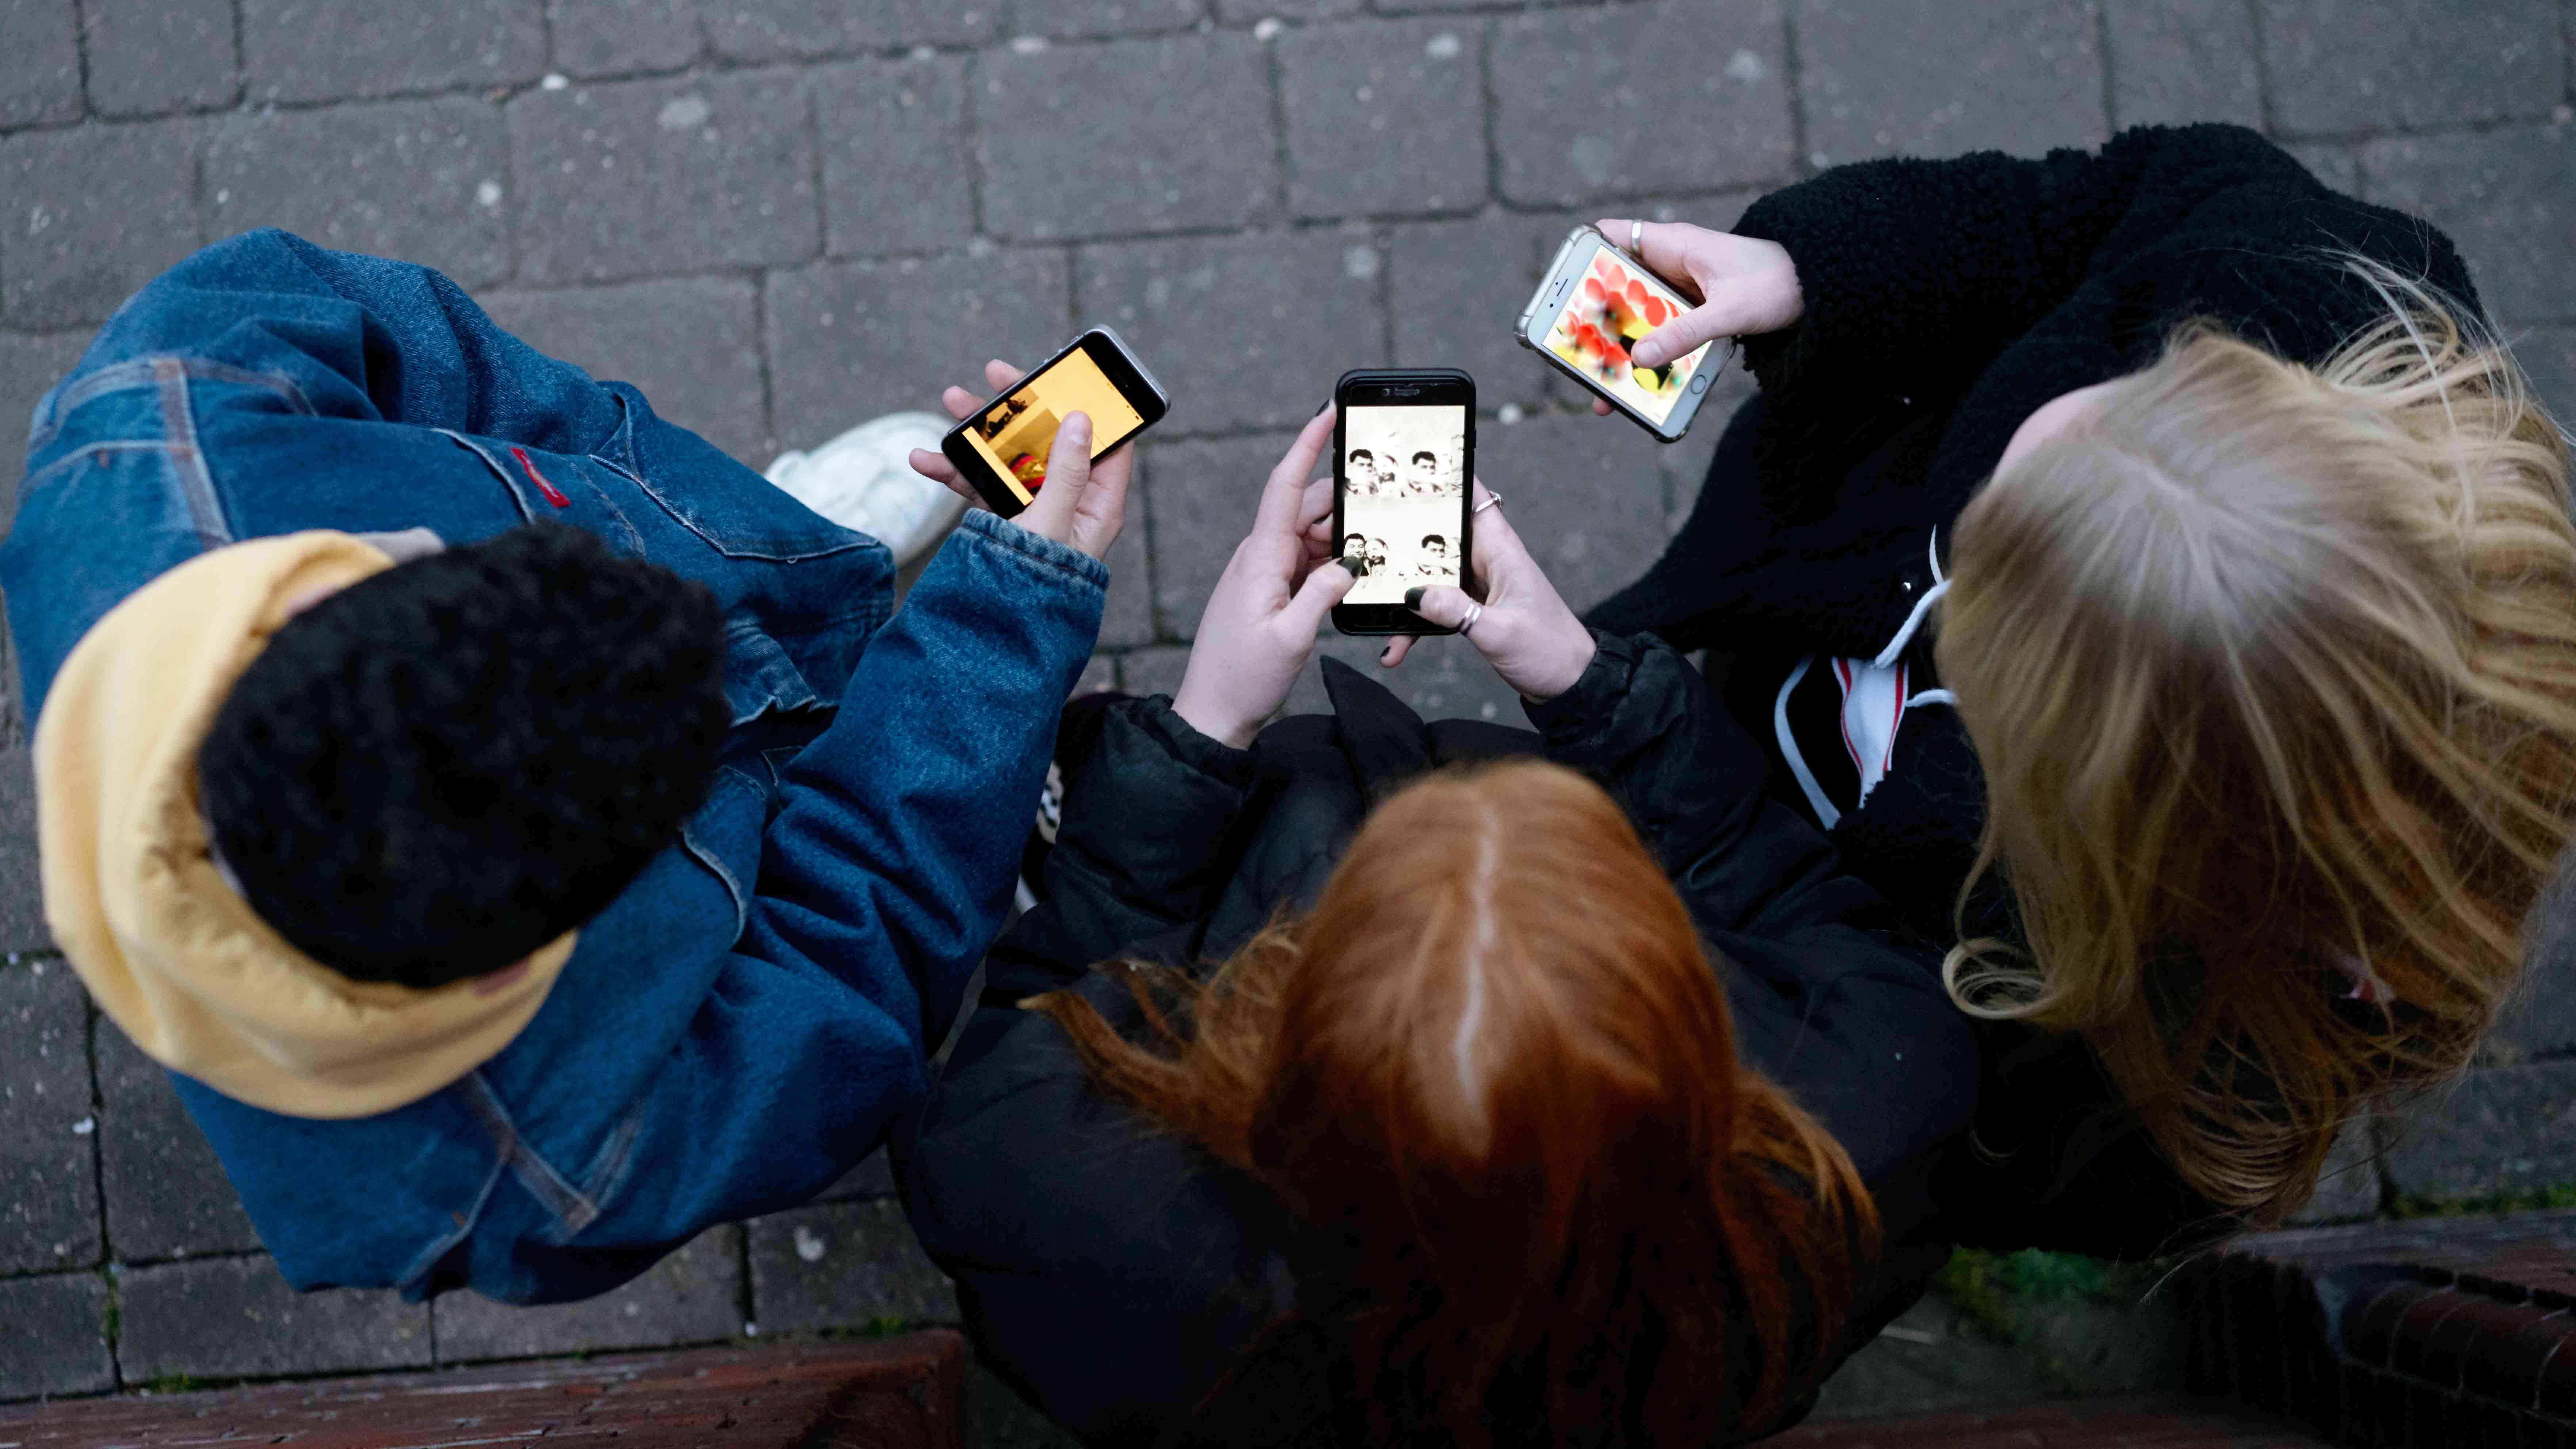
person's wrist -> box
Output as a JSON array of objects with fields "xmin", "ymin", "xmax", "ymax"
[
  {"xmin": 1513, "ymin": 616, "xmax": 1600, "ymax": 703},
  {"xmin": 1171, "ymin": 678, "xmax": 1259, "ymax": 750}
]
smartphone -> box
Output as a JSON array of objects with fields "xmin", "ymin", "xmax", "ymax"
[
  {"xmin": 1515, "ymin": 225, "xmax": 1727, "ymax": 442},
  {"xmin": 1332, "ymin": 368, "xmax": 1474, "ymax": 636},
  {"xmin": 938, "ymin": 326, "xmax": 1169, "ymax": 517}
]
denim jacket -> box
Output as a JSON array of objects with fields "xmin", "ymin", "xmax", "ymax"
[{"xmin": 0, "ymin": 230, "xmax": 1107, "ymax": 1303}]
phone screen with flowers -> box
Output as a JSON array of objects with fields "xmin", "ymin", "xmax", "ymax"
[{"xmin": 1540, "ymin": 239, "xmax": 1714, "ymax": 427}]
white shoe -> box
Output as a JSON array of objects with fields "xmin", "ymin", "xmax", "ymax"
[{"xmin": 764, "ymin": 411, "xmax": 967, "ymax": 567}]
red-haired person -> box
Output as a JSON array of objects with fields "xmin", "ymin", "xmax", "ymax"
[{"xmin": 894, "ymin": 406, "xmax": 1977, "ymax": 1446}]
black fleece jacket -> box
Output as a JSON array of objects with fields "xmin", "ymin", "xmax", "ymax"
[
  {"xmin": 894, "ymin": 641, "xmax": 1977, "ymax": 1448},
  {"xmin": 1589, "ymin": 124, "xmax": 2477, "ymax": 1258}
]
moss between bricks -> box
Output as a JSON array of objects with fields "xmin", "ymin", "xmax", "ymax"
[
  {"xmin": 1926, "ymin": 1190, "xmax": 2576, "ymax": 1392},
  {"xmin": 2392, "ymin": 1182, "xmax": 2576, "ymax": 1218},
  {"xmin": 1932, "ymin": 1249, "xmax": 2169, "ymax": 1392}
]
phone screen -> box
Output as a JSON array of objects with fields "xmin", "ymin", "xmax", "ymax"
[
  {"xmin": 1542, "ymin": 240, "xmax": 1711, "ymax": 426},
  {"xmin": 961, "ymin": 344, "xmax": 1146, "ymax": 508},
  {"xmin": 1339, "ymin": 404, "xmax": 1466, "ymax": 604}
]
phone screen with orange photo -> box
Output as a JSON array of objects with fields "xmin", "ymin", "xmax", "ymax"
[
  {"xmin": 961, "ymin": 347, "xmax": 1147, "ymax": 508},
  {"xmin": 1542, "ymin": 242, "xmax": 1711, "ymax": 426}
]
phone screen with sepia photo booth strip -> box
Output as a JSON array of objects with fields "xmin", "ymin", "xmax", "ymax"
[{"xmin": 1340, "ymin": 404, "xmax": 1465, "ymax": 605}]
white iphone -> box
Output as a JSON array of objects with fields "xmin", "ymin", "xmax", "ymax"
[{"xmin": 1514, "ymin": 225, "xmax": 1729, "ymax": 442}]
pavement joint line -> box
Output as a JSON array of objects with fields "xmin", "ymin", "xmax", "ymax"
[
  {"xmin": 227, "ymin": 0, "xmax": 250, "ymax": 113},
  {"xmin": 733, "ymin": 1213, "xmax": 755, "ymax": 1341},
  {"xmin": 960, "ymin": 49, "xmax": 991, "ymax": 244},
  {"xmin": 1779, "ymin": 0, "xmax": 1812, "ymax": 180},
  {"xmin": 87, "ymin": 1246, "xmax": 271, "ymax": 1275},
  {"xmin": 797, "ymin": 71, "xmax": 828, "ymax": 298},
  {"xmin": 67, "ymin": 0, "xmax": 94, "ymax": 126},
  {"xmin": 1259, "ymin": 0, "xmax": 1293, "ymax": 232},
  {"xmin": 750, "ymin": 274, "xmax": 778, "ymax": 466},
  {"xmin": 1473, "ymin": 17, "xmax": 1506, "ymax": 280},
  {"xmin": 495, "ymin": 58, "xmax": 525, "ymax": 286},
  {"xmin": 2091, "ymin": 0, "xmax": 2121, "ymax": 135},
  {"xmin": 2269, "ymin": 112, "xmax": 2576, "ymax": 149},
  {"xmin": 80, "ymin": 1009, "xmax": 111, "ymax": 1307},
  {"xmin": 0, "ymin": 1261, "xmax": 115, "ymax": 1287}
]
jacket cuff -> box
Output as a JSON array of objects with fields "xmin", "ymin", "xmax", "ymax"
[
  {"xmin": 956, "ymin": 509, "xmax": 1111, "ymax": 592},
  {"xmin": 1127, "ymin": 695, "xmax": 1260, "ymax": 792},
  {"xmin": 1524, "ymin": 628, "xmax": 1645, "ymax": 744},
  {"xmin": 1730, "ymin": 186, "xmax": 1831, "ymax": 390}
]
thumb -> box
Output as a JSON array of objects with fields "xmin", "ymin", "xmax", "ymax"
[
  {"xmin": 1631, "ymin": 294, "xmax": 1742, "ymax": 370},
  {"xmin": 1020, "ymin": 411, "xmax": 1094, "ymax": 535},
  {"xmin": 1283, "ymin": 557, "xmax": 1356, "ymax": 635},
  {"xmin": 1403, "ymin": 584, "xmax": 1477, "ymax": 632}
]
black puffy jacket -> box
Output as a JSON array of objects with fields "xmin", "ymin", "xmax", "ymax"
[
  {"xmin": 1590, "ymin": 124, "xmax": 2478, "ymax": 1258},
  {"xmin": 895, "ymin": 637, "xmax": 1978, "ymax": 1447}
]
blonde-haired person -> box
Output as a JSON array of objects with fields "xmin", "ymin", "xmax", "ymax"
[
  {"xmin": 896, "ymin": 403, "xmax": 1978, "ymax": 1446},
  {"xmin": 1579, "ymin": 122, "xmax": 2576, "ymax": 1254}
]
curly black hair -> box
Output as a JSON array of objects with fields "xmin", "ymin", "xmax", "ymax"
[{"xmin": 198, "ymin": 524, "xmax": 729, "ymax": 989}]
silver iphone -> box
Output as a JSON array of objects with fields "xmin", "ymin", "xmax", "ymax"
[{"xmin": 1514, "ymin": 225, "xmax": 1729, "ymax": 441}]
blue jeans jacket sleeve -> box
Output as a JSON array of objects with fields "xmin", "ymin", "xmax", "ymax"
[
  {"xmin": 11, "ymin": 229, "xmax": 1114, "ymax": 1303},
  {"xmin": 554, "ymin": 509, "xmax": 1107, "ymax": 1249}
]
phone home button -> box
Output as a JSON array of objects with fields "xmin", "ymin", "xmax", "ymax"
[{"xmin": 1688, "ymin": 373, "xmax": 1711, "ymax": 394}]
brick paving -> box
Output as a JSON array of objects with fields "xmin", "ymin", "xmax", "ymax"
[{"xmin": 0, "ymin": 0, "xmax": 2569, "ymax": 1430}]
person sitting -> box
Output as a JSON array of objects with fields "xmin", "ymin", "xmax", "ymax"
[
  {"xmin": 8, "ymin": 229, "xmax": 1125, "ymax": 1305},
  {"xmin": 896, "ymin": 408, "xmax": 1976, "ymax": 1446},
  {"xmin": 1576, "ymin": 122, "xmax": 2576, "ymax": 1256}
]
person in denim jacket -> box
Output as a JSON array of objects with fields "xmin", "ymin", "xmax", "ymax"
[{"xmin": 3, "ymin": 228, "xmax": 1121, "ymax": 1304}]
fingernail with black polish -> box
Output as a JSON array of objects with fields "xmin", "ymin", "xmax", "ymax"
[
  {"xmin": 1379, "ymin": 646, "xmax": 1393, "ymax": 663},
  {"xmin": 1403, "ymin": 587, "xmax": 1425, "ymax": 609},
  {"xmin": 1316, "ymin": 399, "xmax": 1334, "ymax": 416}
]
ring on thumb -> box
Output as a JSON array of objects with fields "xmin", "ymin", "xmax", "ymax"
[{"xmin": 1403, "ymin": 585, "xmax": 1475, "ymax": 630}]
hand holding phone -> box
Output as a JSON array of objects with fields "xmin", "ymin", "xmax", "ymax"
[
  {"xmin": 1169, "ymin": 408, "xmax": 1355, "ymax": 748},
  {"xmin": 916, "ymin": 326, "xmax": 1166, "ymax": 523},
  {"xmin": 1380, "ymin": 478, "xmax": 1598, "ymax": 703},
  {"xmin": 1595, "ymin": 219, "xmax": 1803, "ymax": 370},
  {"xmin": 1515, "ymin": 222, "xmax": 1793, "ymax": 439},
  {"xmin": 908, "ymin": 356, "xmax": 1134, "ymax": 560}
]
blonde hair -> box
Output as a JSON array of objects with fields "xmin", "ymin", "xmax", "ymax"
[{"xmin": 1937, "ymin": 262, "xmax": 2576, "ymax": 1225}]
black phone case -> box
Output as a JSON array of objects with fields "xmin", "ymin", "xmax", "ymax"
[
  {"xmin": 1331, "ymin": 368, "xmax": 1475, "ymax": 637},
  {"xmin": 936, "ymin": 327, "xmax": 1167, "ymax": 517}
]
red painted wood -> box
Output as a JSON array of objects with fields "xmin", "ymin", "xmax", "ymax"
[{"xmin": 0, "ymin": 1333, "xmax": 966, "ymax": 1449}]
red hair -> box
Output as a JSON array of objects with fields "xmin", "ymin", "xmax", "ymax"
[{"xmin": 1035, "ymin": 760, "xmax": 1874, "ymax": 1444}]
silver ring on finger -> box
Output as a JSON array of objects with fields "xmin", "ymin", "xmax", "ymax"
[
  {"xmin": 1458, "ymin": 600, "xmax": 1484, "ymax": 636},
  {"xmin": 1473, "ymin": 492, "xmax": 1501, "ymax": 515},
  {"xmin": 1630, "ymin": 218, "xmax": 1644, "ymax": 253}
]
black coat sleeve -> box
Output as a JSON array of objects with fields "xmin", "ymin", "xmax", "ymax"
[
  {"xmin": 982, "ymin": 696, "xmax": 1260, "ymax": 1003},
  {"xmin": 1530, "ymin": 629, "xmax": 1866, "ymax": 937},
  {"xmin": 1731, "ymin": 123, "xmax": 2321, "ymax": 402},
  {"xmin": 1529, "ymin": 632, "xmax": 1979, "ymax": 1196}
]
